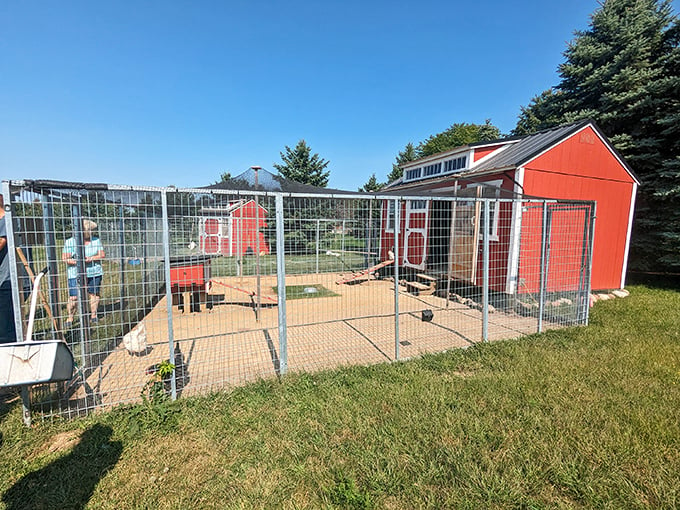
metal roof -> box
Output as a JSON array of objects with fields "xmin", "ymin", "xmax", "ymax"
[
  {"xmin": 470, "ymin": 120, "xmax": 591, "ymax": 173},
  {"xmin": 393, "ymin": 120, "xmax": 638, "ymax": 186},
  {"xmin": 204, "ymin": 167, "xmax": 355, "ymax": 195}
]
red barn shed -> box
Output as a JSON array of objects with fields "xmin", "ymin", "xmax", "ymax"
[
  {"xmin": 381, "ymin": 120, "xmax": 638, "ymax": 292},
  {"xmin": 199, "ymin": 199, "xmax": 270, "ymax": 256}
]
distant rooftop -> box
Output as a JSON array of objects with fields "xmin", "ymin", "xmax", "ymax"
[{"xmin": 204, "ymin": 167, "xmax": 353, "ymax": 194}]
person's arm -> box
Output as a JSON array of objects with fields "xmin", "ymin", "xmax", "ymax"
[
  {"xmin": 0, "ymin": 236, "xmax": 6, "ymax": 253},
  {"xmin": 86, "ymin": 239, "xmax": 105, "ymax": 263},
  {"xmin": 86, "ymin": 249, "xmax": 105, "ymax": 263},
  {"xmin": 62, "ymin": 240, "xmax": 77, "ymax": 266}
]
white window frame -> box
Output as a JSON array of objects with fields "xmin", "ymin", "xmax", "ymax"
[
  {"xmin": 385, "ymin": 200, "xmax": 396, "ymax": 232},
  {"xmin": 466, "ymin": 179, "xmax": 502, "ymax": 242}
]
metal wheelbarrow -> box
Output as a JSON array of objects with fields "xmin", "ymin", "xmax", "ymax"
[{"xmin": 0, "ymin": 267, "xmax": 74, "ymax": 387}]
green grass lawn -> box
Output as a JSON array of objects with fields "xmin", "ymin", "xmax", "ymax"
[
  {"xmin": 273, "ymin": 284, "xmax": 339, "ymax": 300},
  {"xmin": 1, "ymin": 284, "xmax": 679, "ymax": 509}
]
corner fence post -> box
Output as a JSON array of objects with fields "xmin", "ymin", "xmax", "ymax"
[
  {"xmin": 584, "ymin": 202, "xmax": 597, "ymax": 325},
  {"xmin": 2, "ymin": 182, "xmax": 31, "ymax": 426},
  {"xmin": 482, "ymin": 199, "xmax": 490, "ymax": 342},
  {"xmin": 538, "ymin": 202, "xmax": 549, "ymax": 333},
  {"xmin": 161, "ymin": 190, "xmax": 177, "ymax": 400},
  {"xmin": 275, "ymin": 194, "xmax": 288, "ymax": 375},
  {"xmin": 393, "ymin": 198, "xmax": 401, "ymax": 360}
]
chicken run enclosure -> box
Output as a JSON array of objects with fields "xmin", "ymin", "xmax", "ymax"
[{"xmin": 2, "ymin": 180, "xmax": 594, "ymax": 419}]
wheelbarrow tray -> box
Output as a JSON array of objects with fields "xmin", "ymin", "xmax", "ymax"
[{"xmin": 0, "ymin": 340, "xmax": 74, "ymax": 387}]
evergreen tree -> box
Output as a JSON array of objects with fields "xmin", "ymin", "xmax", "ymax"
[
  {"xmin": 359, "ymin": 173, "xmax": 384, "ymax": 192},
  {"xmin": 514, "ymin": 0, "xmax": 680, "ymax": 271},
  {"xmin": 273, "ymin": 140, "xmax": 330, "ymax": 187},
  {"xmin": 418, "ymin": 120, "xmax": 501, "ymax": 158},
  {"xmin": 387, "ymin": 142, "xmax": 418, "ymax": 183},
  {"xmin": 513, "ymin": 89, "xmax": 565, "ymax": 135},
  {"xmin": 212, "ymin": 171, "xmax": 232, "ymax": 185}
]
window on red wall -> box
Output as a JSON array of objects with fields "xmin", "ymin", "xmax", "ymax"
[
  {"xmin": 385, "ymin": 201, "xmax": 396, "ymax": 232},
  {"xmin": 467, "ymin": 180, "xmax": 502, "ymax": 241}
]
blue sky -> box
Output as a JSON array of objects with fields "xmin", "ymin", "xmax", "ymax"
[{"xmin": 1, "ymin": 0, "xmax": 612, "ymax": 190}]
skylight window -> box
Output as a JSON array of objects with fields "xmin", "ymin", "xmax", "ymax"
[
  {"xmin": 444, "ymin": 156, "xmax": 467, "ymax": 173},
  {"xmin": 405, "ymin": 168, "xmax": 422, "ymax": 181}
]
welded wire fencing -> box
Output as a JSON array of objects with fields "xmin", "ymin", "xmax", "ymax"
[{"xmin": 1, "ymin": 180, "xmax": 594, "ymax": 419}]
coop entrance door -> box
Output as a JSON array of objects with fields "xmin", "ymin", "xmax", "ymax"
[
  {"xmin": 403, "ymin": 199, "xmax": 429, "ymax": 270},
  {"xmin": 201, "ymin": 217, "xmax": 227, "ymax": 255},
  {"xmin": 449, "ymin": 189, "xmax": 481, "ymax": 282}
]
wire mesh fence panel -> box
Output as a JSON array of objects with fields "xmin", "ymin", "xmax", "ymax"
[
  {"xmin": 280, "ymin": 196, "xmax": 395, "ymax": 373},
  {"xmin": 2, "ymin": 180, "xmax": 594, "ymax": 419}
]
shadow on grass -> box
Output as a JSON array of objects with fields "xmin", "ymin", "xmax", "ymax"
[
  {"xmin": 626, "ymin": 271, "xmax": 680, "ymax": 290},
  {"xmin": 0, "ymin": 388, "xmax": 20, "ymax": 448},
  {"xmin": 2, "ymin": 423, "xmax": 122, "ymax": 510}
]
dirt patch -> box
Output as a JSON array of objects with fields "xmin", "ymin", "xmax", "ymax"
[{"xmin": 36, "ymin": 430, "xmax": 82, "ymax": 456}]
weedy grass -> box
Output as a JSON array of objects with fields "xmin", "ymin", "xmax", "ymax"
[{"xmin": 1, "ymin": 284, "xmax": 678, "ymax": 509}]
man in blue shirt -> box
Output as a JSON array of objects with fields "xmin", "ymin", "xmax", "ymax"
[
  {"xmin": 62, "ymin": 219, "xmax": 105, "ymax": 327},
  {"xmin": 0, "ymin": 194, "xmax": 16, "ymax": 343}
]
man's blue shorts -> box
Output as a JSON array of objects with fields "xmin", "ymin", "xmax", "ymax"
[{"xmin": 68, "ymin": 276, "xmax": 102, "ymax": 297}]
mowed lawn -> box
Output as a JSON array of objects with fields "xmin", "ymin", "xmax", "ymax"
[{"xmin": 1, "ymin": 284, "xmax": 678, "ymax": 509}]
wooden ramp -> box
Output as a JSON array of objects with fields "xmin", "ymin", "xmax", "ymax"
[{"xmin": 336, "ymin": 259, "xmax": 394, "ymax": 285}]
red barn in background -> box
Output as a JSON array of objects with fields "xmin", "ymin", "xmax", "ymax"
[
  {"xmin": 381, "ymin": 120, "xmax": 638, "ymax": 292},
  {"xmin": 199, "ymin": 200, "xmax": 269, "ymax": 256}
]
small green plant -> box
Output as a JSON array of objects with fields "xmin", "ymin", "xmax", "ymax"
[
  {"xmin": 326, "ymin": 473, "xmax": 373, "ymax": 509},
  {"xmin": 141, "ymin": 359, "xmax": 175, "ymax": 405}
]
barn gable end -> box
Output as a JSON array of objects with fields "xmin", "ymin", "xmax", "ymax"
[{"xmin": 523, "ymin": 125, "xmax": 638, "ymax": 184}]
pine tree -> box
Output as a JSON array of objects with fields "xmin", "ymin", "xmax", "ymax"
[
  {"xmin": 358, "ymin": 173, "xmax": 383, "ymax": 192},
  {"xmin": 387, "ymin": 142, "xmax": 418, "ymax": 183},
  {"xmin": 212, "ymin": 171, "xmax": 232, "ymax": 185},
  {"xmin": 273, "ymin": 140, "xmax": 330, "ymax": 187},
  {"xmin": 514, "ymin": 0, "xmax": 680, "ymax": 271}
]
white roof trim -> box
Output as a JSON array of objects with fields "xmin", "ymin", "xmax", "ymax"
[{"xmin": 470, "ymin": 143, "xmax": 513, "ymax": 168}]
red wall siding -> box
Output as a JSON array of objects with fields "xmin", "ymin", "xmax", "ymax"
[
  {"xmin": 523, "ymin": 126, "xmax": 635, "ymax": 290},
  {"xmin": 233, "ymin": 201, "xmax": 270, "ymax": 256},
  {"xmin": 473, "ymin": 145, "xmax": 505, "ymax": 162},
  {"xmin": 380, "ymin": 200, "xmax": 408, "ymax": 265}
]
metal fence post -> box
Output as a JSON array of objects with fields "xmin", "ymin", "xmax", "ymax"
[
  {"xmin": 2, "ymin": 182, "xmax": 32, "ymax": 426},
  {"xmin": 482, "ymin": 200, "xmax": 490, "ymax": 342},
  {"xmin": 161, "ymin": 190, "xmax": 177, "ymax": 400},
  {"xmin": 584, "ymin": 203, "xmax": 597, "ymax": 325},
  {"xmin": 341, "ymin": 219, "xmax": 346, "ymax": 253},
  {"xmin": 315, "ymin": 219, "xmax": 320, "ymax": 274},
  {"xmin": 255, "ymin": 192, "xmax": 261, "ymax": 321},
  {"xmin": 71, "ymin": 202, "xmax": 90, "ymax": 368},
  {"xmin": 275, "ymin": 194, "xmax": 288, "ymax": 375},
  {"xmin": 41, "ymin": 194, "xmax": 61, "ymax": 331},
  {"xmin": 538, "ymin": 202, "xmax": 549, "ymax": 333},
  {"xmin": 118, "ymin": 204, "xmax": 126, "ymax": 326},
  {"xmin": 393, "ymin": 198, "xmax": 400, "ymax": 360}
]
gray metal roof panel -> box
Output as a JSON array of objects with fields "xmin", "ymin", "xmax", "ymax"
[{"xmin": 471, "ymin": 121, "xmax": 590, "ymax": 173}]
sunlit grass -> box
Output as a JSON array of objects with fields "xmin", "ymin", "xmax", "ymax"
[{"xmin": 1, "ymin": 284, "xmax": 679, "ymax": 508}]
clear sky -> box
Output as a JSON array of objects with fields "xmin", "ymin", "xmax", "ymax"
[{"xmin": 1, "ymin": 0, "xmax": 608, "ymax": 191}]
